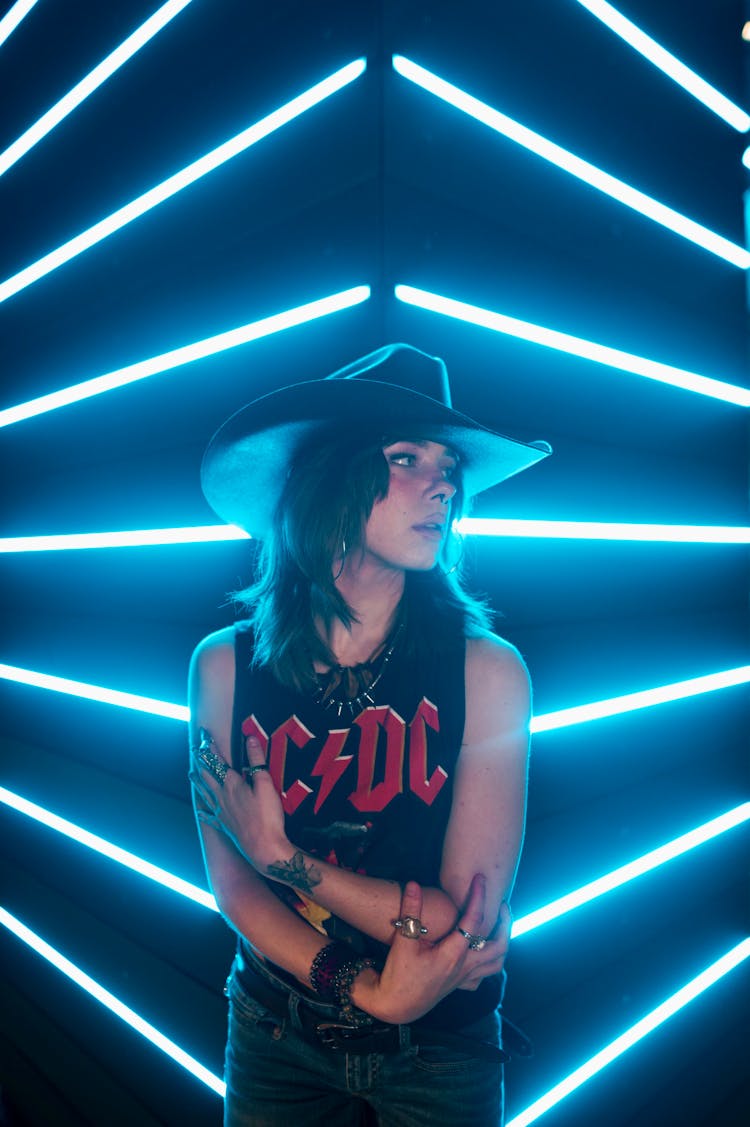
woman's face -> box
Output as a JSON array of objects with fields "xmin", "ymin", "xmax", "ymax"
[{"xmin": 360, "ymin": 439, "xmax": 458, "ymax": 572}]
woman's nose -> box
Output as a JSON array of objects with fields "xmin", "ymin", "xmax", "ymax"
[{"xmin": 429, "ymin": 475, "xmax": 457, "ymax": 504}]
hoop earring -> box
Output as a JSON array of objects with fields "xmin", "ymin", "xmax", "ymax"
[{"xmin": 333, "ymin": 538, "xmax": 347, "ymax": 581}]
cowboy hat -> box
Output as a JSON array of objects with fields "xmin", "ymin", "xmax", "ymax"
[{"xmin": 201, "ymin": 343, "xmax": 551, "ymax": 537}]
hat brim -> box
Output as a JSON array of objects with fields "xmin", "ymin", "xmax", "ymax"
[{"xmin": 201, "ymin": 378, "xmax": 550, "ymax": 537}]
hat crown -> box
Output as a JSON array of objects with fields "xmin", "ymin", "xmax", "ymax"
[{"xmin": 326, "ymin": 343, "xmax": 452, "ymax": 409}]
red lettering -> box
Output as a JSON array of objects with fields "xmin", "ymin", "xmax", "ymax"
[
  {"xmin": 311, "ymin": 729, "xmax": 353, "ymax": 813},
  {"xmin": 349, "ymin": 707, "xmax": 405, "ymax": 813},
  {"xmin": 408, "ymin": 697, "xmax": 447, "ymax": 806},
  {"xmin": 242, "ymin": 714, "xmax": 313, "ymax": 815}
]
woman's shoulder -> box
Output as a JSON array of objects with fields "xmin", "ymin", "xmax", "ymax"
[
  {"xmin": 190, "ymin": 626, "xmax": 237, "ymax": 677},
  {"xmin": 465, "ymin": 631, "xmax": 530, "ymax": 688}
]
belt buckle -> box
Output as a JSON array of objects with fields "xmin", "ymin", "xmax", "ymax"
[{"xmin": 316, "ymin": 1021, "xmax": 358, "ymax": 1050}]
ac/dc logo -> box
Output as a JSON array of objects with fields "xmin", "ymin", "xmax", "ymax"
[{"xmin": 241, "ymin": 698, "xmax": 448, "ymax": 816}]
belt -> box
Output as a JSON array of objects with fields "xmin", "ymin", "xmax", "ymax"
[{"xmin": 236, "ymin": 959, "xmax": 508, "ymax": 1062}]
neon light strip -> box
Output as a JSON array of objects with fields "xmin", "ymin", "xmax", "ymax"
[
  {"xmin": 0, "ymin": 0, "xmax": 39, "ymax": 49},
  {"xmin": 531, "ymin": 667, "xmax": 750, "ymax": 733},
  {"xmin": 4, "ymin": 517, "xmax": 750, "ymax": 551},
  {"xmin": 571, "ymin": 0, "xmax": 750, "ymax": 132},
  {"xmin": 5, "ymin": 784, "xmax": 746, "ymax": 938},
  {"xmin": 0, "ymin": 906, "xmax": 225, "ymax": 1096},
  {"xmin": 0, "ymin": 664, "xmax": 189, "ymax": 721},
  {"xmin": 0, "ymin": 526, "xmax": 250, "ymax": 550},
  {"xmin": 459, "ymin": 519, "xmax": 750, "ymax": 543},
  {"xmin": 395, "ymin": 285, "xmax": 750, "ymax": 406},
  {"xmin": 506, "ymin": 937, "xmax": 750, "ymax": 1127},
  {"xmin": 391, "ymin": 58, "xmax": 750, "ymax": 269},
  {"xmin": 0, "ymin": 285, "xmax": 370, "ymax": 426},
  {"xmin": 0, "ymin": 787, "xmax": 217, "ymax": 911},
  {"xmin": 0, "ymin": 0, "xmax": 194, "ymax": 179},
  {"xmin": 2, "ymin": 663, "xmax": 748, "ymax": 730},
  {"xmin": 512, "ymin": 803, "xmax": 750, "ymax": 937},
  {"xmin": 0, "ymin": 58, "xmax": 366, "ymax": 305}
]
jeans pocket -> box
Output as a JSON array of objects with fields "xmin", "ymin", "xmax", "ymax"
[
  {"xmin": 413, "ymin": 1040, "xmax": 483, "ymax": 1074},
  {"xmin": 227, "ymin": 973, "xmax": 286, "ymax": 1043}
]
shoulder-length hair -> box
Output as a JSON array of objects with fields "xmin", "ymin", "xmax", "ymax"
[{"xmin": 233, "ymin": 428, "xmax": 493, "ymax": 690}]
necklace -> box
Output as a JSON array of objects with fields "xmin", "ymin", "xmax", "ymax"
[{"xmin": 313, "ymin": 624, "xmax": 404, "ymax": 719}]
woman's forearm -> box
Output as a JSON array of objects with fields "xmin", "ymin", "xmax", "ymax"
[{"xmin": 259, "ymin": 843, "xmax": 461, "ymax": 945}]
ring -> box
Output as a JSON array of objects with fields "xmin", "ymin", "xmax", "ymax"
[
  {"xmin": 198, "ymin": 747, "xmax": 229, "ymax": 786},
  {"xmin": 391, "ymin": 916, "xmax": 428, "ymax": 939},
  {"xmin": 456, "ymin": 927, "xmax": 487, "ymax": 951},
  {"xmin": 244, "ymin": 764, "xmax": 269, "ymax": 778}
]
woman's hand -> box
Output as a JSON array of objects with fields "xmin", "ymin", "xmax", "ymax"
[
  {"xmin": 190, "ymin": 730, "xmax": 289, "ymax": 870},
  {"xmin": 353, "ymin": 874, "xmax": 511, "ymax": 1025}
]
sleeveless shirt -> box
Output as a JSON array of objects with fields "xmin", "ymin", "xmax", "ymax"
[{"xmin": 231, "ymin": 620, "xmax": 503, "ymax": 1027}]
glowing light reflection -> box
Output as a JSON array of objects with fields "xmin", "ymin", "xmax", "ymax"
[
  {"xmin": 395, "ymin": 285, "xmax": 750, "ymax": 406},
  {"xmin": 0, "ymin": 0, "xmax": 195, "ymax": 178},
  {"xmin": 5, "ymin": 784, "xmax": 745, "ymax": 938},
  {"xmin": 459, "ymin": 519, "xmax": 750, "ymax": 543},
  {"xmin": 0, "ymin": 907, "xmax": 225, "ymax": 1096},
  {"xmin": 506, "ymin": 939, "xmax": 750, "ymax": 1127},
  {"xmin": 5, "ymin": 517, "xmax": 750, "ymax": 552},
  {"xmin": 0, "ymin": 58, "xmax": 366, "ymax": 304},
  {"xmin": 572, "ymin": 0, "xmax": 750, "ymax": 131},
  {"xmin": 2, "ymin": 663, "xmax": 748, "ymax": 731},
  {"xmin": 0, "ymin": 664, "xmax": 189, "ymax": 721},
  {"xmin": 0, "ymin": 526, "xmax": 249, "ymax": 551},
  {"xmin": 392, "ymin": 58, "xmax": 750, "ymax": 268},
  {"xmin": 0, "ymin": 0, "xmax": 39, "ymax": 49},
  {"xmin": 0, "ymin": 285, "xmax": 370, "ymax": 426},
  {"xmin": 0, "ymin": 786, "xmax": 217, "ymax": 911},
  {"xmin": 513, "ymin": 803, "xmax": 750, "ymax": 937},
  {"xmin": 531, "ymin": 667, "xmax": 750, "ymax": 733}
]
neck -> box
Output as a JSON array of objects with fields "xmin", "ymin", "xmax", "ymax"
[{"xmin": 322, "ymin": 558, "xmax": 405, "ymax": 667}]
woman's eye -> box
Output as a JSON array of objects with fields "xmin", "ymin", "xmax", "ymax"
[{"xmin": 388, "ymin": 452, "xmax": 416, "ymax": 466}]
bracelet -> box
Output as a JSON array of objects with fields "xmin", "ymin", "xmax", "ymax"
[
  {"xmin": 308, "ymin": 944, "xmax": 375, "ymax": 1026},
  {"xmin": 334, "ymin": 956, "xmax": 375, "ymax": 1026},
  {"xmin": 309, "ymin": 942, "xmax": 348, "ymax": 1003}
]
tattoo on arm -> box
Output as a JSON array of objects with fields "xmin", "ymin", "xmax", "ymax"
[{"xmin": 267, "ymin": 850, "xmax": 322, "ymax": 896}]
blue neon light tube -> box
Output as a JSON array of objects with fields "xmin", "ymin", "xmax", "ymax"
[
  {"xmin": 506, "ymin": 938, "xmax": 750, "ymax": 1126},
  {"xmin": 0, "ymin": 906, "xmax": 225, "ymax": 1096},
  {"xmin": 570, "ymin": 0, "xmax": 750, "ymax": 132},
  {"xmin": 392, "ymin": 57, "xmax": 750, "ymax": 269},
  {"xmin": 0, "ymin": 58, "xmax": 366, "ymax": 305},
  {"xmin": 0, "ymin": 1, "xmax": 195, "ymax": 178}
]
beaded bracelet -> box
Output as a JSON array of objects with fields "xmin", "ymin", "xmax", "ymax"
[
  {"xmin": 333, "ymin": 956, "xmax": 375, "ymax": 1026},
  {"xmin": 309, "ymin": 944, "xmax": 376, "ymax": 1026},
  {"xmin": 309, "ymin": 942, "xmax": 348, "ymax": 1003}
]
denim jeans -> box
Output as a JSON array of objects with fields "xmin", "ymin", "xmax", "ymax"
[{"xmin": 224, "ymin": 962, "xmax": 504, "ymax": 1126}]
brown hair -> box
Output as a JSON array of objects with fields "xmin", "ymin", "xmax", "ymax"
[{"xmin": 232, "ymin": 429, "xmax": 493, "ymax": 689}]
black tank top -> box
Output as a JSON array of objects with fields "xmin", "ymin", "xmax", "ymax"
[{"xmin": 231, "ymin": 621, "xmax": 503, "ymax": 1026}]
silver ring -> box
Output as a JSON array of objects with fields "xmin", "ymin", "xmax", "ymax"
[
  {"xmin": 198, "ymin": 747, "xmax": 229, "ymax": 786},
  {"xmin": 391, "ymin": 916, "xmax": 428, "ymax": 939},
  {"xmin": 245, "ymin": 764, "xmax": 269, "ymax": 777},
  {"xmin": 456, "ymin": 927, "xmax": 487, "ymax": 951}
]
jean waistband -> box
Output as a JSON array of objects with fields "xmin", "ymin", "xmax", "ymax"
[
  {"xmin": 235, "ymin": 946, "xmax": 349, "ymax": 1021},
  {"xmin": 230, "ymin": 947, "xmax": 509, "ymax": 1061}
]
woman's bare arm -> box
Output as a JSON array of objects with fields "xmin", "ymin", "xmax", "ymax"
[{"xmin": 194, "ymin": 632, "xmax": 529, "ymax": 958}]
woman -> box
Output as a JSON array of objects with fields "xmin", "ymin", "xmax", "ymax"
[{"xmin": 189, "ymin": 343, "xmax": 550, "ymax": 1126}]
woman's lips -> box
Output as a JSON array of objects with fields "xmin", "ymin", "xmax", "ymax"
[{"xmin": 412, "ymin": 523, "xmax": 444, "ymax": 540}]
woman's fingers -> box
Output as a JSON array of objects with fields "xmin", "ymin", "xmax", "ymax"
[
  {"xmin": 457, "ymin": 873, "xmax": 486, "ymax": 932},
  {"xmin": 394, "ymin": 880, "xmax": 426, "ymax": 935},
  {"xmin": 243, "ymin": 735, "xmax": 272, "ymax": 784}
]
